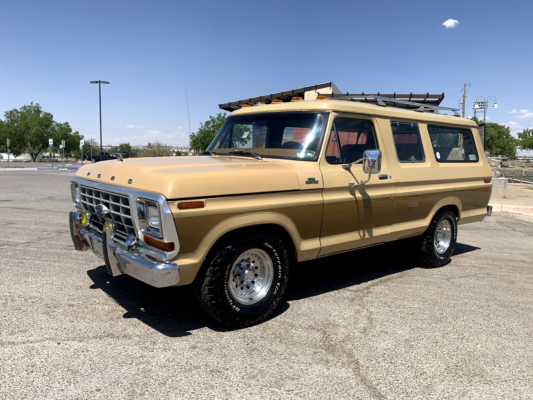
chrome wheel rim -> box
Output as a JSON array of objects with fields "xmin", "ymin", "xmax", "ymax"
[
  {"xmin": 228, "ymin": 248, "xmax": 274, "ymax": 305},
  {"xmin": 434, "ymin": 219, "xmax": 452, "ymax": 254}
]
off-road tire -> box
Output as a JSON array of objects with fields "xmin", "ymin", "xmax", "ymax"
[
  {"xmin": 417, "ymin": 208, "xmax": 457, "ymax": 267},
  {"xmin": 193, "ymin": 233, "xmax": 290, "ymax": 328}
]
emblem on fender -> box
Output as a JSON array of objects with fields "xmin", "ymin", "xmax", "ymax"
[{"xmin": 306, "ymin": 177, "xmax": 319, "ymax": 184}]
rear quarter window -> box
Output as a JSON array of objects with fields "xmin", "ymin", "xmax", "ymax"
[{"xmin": 428, "ymin": 125, "xmax": 479, "ymax": 163}]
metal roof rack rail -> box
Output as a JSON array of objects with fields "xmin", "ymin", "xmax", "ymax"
[
  {"xmin": 361, "ymin": 95, "xmax": 460, "ymax": 117},
  {"xmin": 322, "ymin": 93, "xmax": 460, "ymax": 117}
]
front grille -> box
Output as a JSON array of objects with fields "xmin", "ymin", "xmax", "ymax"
[{"xmin": 79, "ymin": 185, "xmax": 135, "ymax": 241}]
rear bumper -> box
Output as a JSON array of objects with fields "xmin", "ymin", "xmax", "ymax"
[{"xmin": 69, "ymin": 210, "xmax": 180, "ymax": 288}]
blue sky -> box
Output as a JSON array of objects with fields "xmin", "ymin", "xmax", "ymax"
[{"xmin": 1, "ymin": 0, "xmax": 532, "ymax": 153}]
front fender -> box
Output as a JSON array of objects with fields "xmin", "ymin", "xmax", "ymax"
[{"xmin": 174, "ymin": 212, "xmax": 321, "ymax": 285}]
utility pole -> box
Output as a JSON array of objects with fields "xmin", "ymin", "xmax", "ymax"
[{"xmin": 461, "ymin": 83, "xmax": 468, "ymax": 118}]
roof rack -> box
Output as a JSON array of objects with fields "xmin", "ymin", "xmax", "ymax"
[{"xmin": 320, "ymin": 93, "xmax": 460, "ymax": 117}]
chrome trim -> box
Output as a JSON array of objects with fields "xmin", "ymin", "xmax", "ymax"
[
  {"xmin": 69, "ymin": 210, "xmax": 90, "ymax": 251},
  {"xmin": 114, "ymin": 247, "xmax": 179, "ymax": 288},
  {"xmin": 103, "ymin": 225, "xmax": 123, "ymax": 277},
  {"xmin": 71, "ymin": 177, "xmax": 180, "ymax": 259},
  {"xmin": 70, "ymin": 210, "xmax": 179, "ymax": 287}
]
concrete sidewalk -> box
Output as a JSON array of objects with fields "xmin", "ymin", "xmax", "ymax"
[{"xmin": 489, "ymin": 184, "xmax": 533, "ymax": 216}]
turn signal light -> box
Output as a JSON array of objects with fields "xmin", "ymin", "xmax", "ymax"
[
  {"xmin": 316, "ymin": 95, "xmax": 328, "ymax": 99},
  {"xmin": 271, "ymin": 99, "xmax": 283, "ymax": 103},
  {"xmin": 291, "ymin": 97, "xmax": 303, "ymax": 101},
  {"xmin": 484, "ymin": 178, "xmax": 492, "ymax": 183},
  {"xmin": 241, "ymin": 104, "xmax": 252, "ymax": 107},
  {"xmin": 178, "ymin": 201, "xmax": 205, "ymax": 210},
  {"xmin": 143, "ymin": 235, "xmax": 175, "ymax": 252}
]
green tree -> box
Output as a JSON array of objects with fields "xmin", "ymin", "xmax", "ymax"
[
  {"xmin": 108, "ymin": 143, "xmax": 135, "ymax": 158},
  {"xmin": 189, "ymin": 113, "xmax": 227, "ymax": 154},
  {"xmin": 1, "ymin": 103, "xmax": 82, "ymax": 161},
  {"xmin": 139, "ymin": 142, "xmax": 173, "ymax": 157},
  {"xmin": 470, "ymin": 117, "xmax": 518, "ymax": 158},
  {"xmin": 0, "ymin": 119, "xmax": 7, "ymax": 154},
  {"xmin": 518, "ymin": 128, "xmax": 533, "ymax": 152}
]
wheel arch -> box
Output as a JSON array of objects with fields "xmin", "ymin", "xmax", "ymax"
[{"xmin": 176, "ymin": 212, "xmax": 320, "ymax": 285}]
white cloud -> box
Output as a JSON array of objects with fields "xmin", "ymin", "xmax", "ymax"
[
  {"xmin": 509, "ymin": 109, "xmax": 533, "ymax": 119},
  {"xmin": 126, "ymin": 125, "xmax": 140, "ymax": 129},
  {"xmin": 442, "ymin": 19, "xmax": 459, "ymax": 29}
]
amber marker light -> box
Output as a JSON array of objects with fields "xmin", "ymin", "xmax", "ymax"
[
  {"xmin": 271, "ymin": 99, "xmax": 282, "ymax": 103},
  {"xmin": 241, "ymin": 104, "xmax": 252, "ymax": 107},
  {"xmin": 484, "ymin": 178, "xmax": 492, "ymax": 183},
  {"xmin": 291, "ymin": 97, "xmax": 303, "ymax": 101},
  {"xmin": 178, "ymin": 201, "xmax": 205, "ymax": 210},
  {"xmin": 316, "ymin": 95, "xmax": 328, "ymax": 100},
  {"xmin": 143, "ymin": 235, "xmax": 175, "ymax": 252}
]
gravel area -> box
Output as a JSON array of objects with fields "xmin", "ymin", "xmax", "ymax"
[{"xmin": 1, "ymin": 171, "xmax": 532, "ymax": 399}]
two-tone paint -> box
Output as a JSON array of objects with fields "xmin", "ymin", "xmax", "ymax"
[{"xmin": 73, "ymin": 99, "xmax": 492, "ymax": 285}]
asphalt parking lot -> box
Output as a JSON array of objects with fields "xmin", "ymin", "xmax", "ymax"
[{"xmin": 1, "ymin": 171, "xmax": 532, "ymax": 399}]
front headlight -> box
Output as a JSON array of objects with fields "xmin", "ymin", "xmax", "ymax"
[
  {"xmin": 137, "ymin": 199, "xmax": 161, "ymax": 238},
  {"xmin": 71, "ymin": 182, "xmax": 80, "ymax": 206},
  {"xmin": 147, "ymin": 203, "xmax": 160, "ymax": 230}
]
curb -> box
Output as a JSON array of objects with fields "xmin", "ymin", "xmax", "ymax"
[{"xmin": 489, "ymin": 203, "xmax": 533, "ymax": 217}]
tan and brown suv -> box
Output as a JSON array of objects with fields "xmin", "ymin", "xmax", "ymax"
[{"xmin": 69, "ymin": 96, "xmax": 492, "ymax": 327}]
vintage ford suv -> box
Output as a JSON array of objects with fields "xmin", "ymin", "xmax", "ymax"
[{"xmin": 69, "ymin": 96, "xmax": 492, "ymax": 327}]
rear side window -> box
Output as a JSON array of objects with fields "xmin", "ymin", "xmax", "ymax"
[
  {"xmin": 325, "ymin": 118, "xmax": 378, "ymax": 164},
  {"xmin": 428, "ymin": 125, "xmax": 479, "ymax": 163},
  {"xmin": 391, "ymin": 121, "xmax": 425, "ymax": 163}
]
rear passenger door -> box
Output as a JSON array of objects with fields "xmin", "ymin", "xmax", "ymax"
[
  {"xmin": 319, "ymin": 115, "xmax": 394, "ymax": 256},
  {"xmin": 388, "ymin": 120, "xmax": 431, "ymax": 229}
]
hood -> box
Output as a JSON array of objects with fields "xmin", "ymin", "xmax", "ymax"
[{"xmin": 75, "ymin": 156, "xmax": 300, "ymax": 199}]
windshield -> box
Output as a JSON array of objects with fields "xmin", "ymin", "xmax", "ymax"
[{"xmin": 207, "ymin": 112, "xmax": 328, "ymax": 161}]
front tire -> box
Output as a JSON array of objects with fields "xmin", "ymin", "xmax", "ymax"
[
  {"xmin": 193, "ymin": 233, "xmax": 290, "ymax": 328},
  {"xmin": 417, "ymin": 208, "xmax": 457, "ymax": 267}
]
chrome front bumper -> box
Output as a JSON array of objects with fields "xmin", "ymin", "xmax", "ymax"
[{"xmin": 69, "ymin": 210, "xmax": 180, "ymax": 288}]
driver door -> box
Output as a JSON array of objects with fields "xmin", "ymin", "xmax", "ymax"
[{"xmin": 319, "ymin": 114, "xmax": 394, "ymax": 256}]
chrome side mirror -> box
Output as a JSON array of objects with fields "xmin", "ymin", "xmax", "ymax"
[{"xmin": 362, "ymin": 150, "xmax": 382, "ymax": 174}]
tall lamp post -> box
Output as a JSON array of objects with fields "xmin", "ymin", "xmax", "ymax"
[
  {"xmin": 473, "ymin": 96, "xmax": 499, "ymax": 152},
  {"xmin": 90, "ymin": 80, "xmax": 110, "ymax": 156},
  {"xmin": 473, "ymin": 96, "xmax": 499, "ymax": 124}
]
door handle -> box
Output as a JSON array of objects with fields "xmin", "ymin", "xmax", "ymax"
[{"xmin": 378, "ymin": 174, "xmax": 390, "ymax": 180}]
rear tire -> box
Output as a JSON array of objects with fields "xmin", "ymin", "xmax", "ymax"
[
  {"xmin": 417, "ymin": 208, "xmax": 457, "ymax": 267},
  {"xmin": 193, "ymin": 233, "xmax": 290, "ymax": 328}
]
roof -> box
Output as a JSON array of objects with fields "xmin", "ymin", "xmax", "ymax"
[{"xmin": 229, "ymin": 99, "xmax": 476, "ymax": 127}]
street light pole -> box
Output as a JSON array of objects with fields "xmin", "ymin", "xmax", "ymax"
[
  {"xmin": 90, "ymin": 80, "xmax": 110, "ymax": 156},
  {"xmin": 473, "ymin": 96, "xmax": 499, "ymax": 125}
]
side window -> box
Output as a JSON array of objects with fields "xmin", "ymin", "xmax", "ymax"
[
  {"xmin": 428, "ymin": 125, "xmax": 479, "ymax": 162},
  {"xmin": 391, "ymin": 121, "xmax": 425, "ymax": 163},
  {"xmin": 325, "ymin": 118, "xmax": 378, "ymax": 165}
]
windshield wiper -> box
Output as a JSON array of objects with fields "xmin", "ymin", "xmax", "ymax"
[
  {"xmin": 228, "ymin": 151, "xmax": 262, "ymax": 160},
  {"xmin": 201, "ymin": 151, "xmax": 216, "ymax": 156}
]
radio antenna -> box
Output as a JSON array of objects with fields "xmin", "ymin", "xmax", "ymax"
[{"xmin": 185, "ymin": 90, "xmax": 191, "ymax": 148}]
